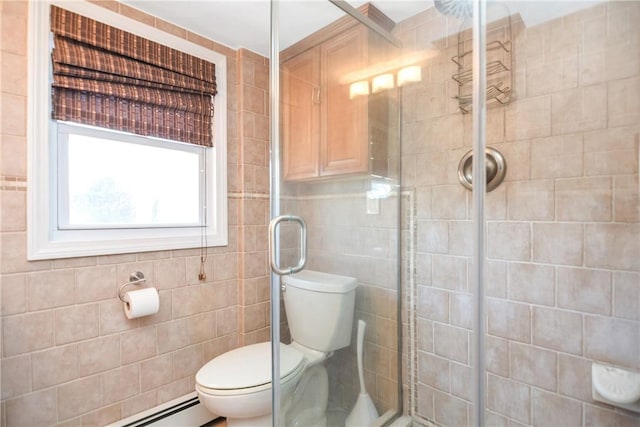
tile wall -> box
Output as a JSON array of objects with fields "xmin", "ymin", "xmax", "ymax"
[
  {"xmin": 395, "ymin": 1, "xmax": 639, "ymax": 426},
  {"xmin": 0, "ymin": 1, "xmax": 271, "ymax": 425}
]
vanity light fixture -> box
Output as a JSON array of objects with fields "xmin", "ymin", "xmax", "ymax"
[
  {"xmin": 397, "ymin": 65, "xmax": 422, "ymax": 86},
  {"xmin": 348, "ymin": 65, "xmax": 423, "ymax": 99},
  {"xmin": 349, "ymin": 80, "xmax": 369, "ymax": 99},
  {"xmin": 371, "ymin": 73, "xmax": 394, "ymax": 93}
]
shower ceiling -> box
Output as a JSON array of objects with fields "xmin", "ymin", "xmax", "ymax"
[{"xmin": 120, "ymin": 0, "xmax": 604, "ymax": 57}]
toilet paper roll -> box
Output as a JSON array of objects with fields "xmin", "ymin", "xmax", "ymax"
[{"xmin": 123, "ymin": 287, "xmax": 160, "ymax": 319}]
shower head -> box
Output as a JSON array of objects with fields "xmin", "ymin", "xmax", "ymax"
[{"xmin": 434, "ymin": 0, "xmax": 473, "ymax": 19}]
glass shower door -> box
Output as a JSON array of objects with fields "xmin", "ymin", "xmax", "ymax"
[{"xmin": 269, "ymin": 1, "xmax": 405, "ymax": 425}]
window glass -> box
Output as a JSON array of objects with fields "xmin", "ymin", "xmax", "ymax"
[{"xmin": 60, "ymin": 128, "xmax": 202, "ymax": 228}]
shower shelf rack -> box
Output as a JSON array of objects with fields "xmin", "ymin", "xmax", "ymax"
[{"xmin": 451, "ymin": 21, "xmax": 513, "ymax": 113}]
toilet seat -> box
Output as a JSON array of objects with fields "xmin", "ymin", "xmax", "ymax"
[{"xmin": 196, "ymin": 342, "xmax": 304, "ymax": 395}]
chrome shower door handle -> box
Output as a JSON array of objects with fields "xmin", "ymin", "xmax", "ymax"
[{"xmin": 268, "ymin": 215, "xmax": 307, "ymax": 276}]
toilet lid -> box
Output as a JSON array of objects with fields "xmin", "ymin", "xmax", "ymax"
[{"xmin": 196, "ymin": 342, "xmax": 304, "ymax": 390}]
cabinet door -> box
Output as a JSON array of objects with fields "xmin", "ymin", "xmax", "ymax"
[
  {"xmin": 320, "ymin": 27, "xmax": 368, "ymax": 177},
  {"xmin": 281, "ymin": 47, "xmax": 321, "ymax": 181}
]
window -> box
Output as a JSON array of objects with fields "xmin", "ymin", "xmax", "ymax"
[{"xmin": 27, "ymin": 1, "xmax": 227, "ymax": 259}]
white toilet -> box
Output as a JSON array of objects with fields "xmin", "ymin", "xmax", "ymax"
[{"xmin": 195, "ymin": 270, "xmax": 358, "ymax": 427}]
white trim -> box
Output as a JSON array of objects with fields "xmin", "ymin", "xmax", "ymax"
[{"xmin": 27, "ymin": 0, "xmax": 228, "ymax": 260}]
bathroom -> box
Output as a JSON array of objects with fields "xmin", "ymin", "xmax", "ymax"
[{"xmin": 0, "ymin": 0, "xmax": 638, "ymax": 426}]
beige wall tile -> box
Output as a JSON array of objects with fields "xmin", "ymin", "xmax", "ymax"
[
  {"xmin": 1, "ymin": 93, "xmax": 26, "ymax": 136},
  {"xmin": 584, "ymin": 126, "xmax": 639, "ymax": 176},
  {"xmin": 584, "ymin": 315, "xmax": 640, "ymax": 368},
  {"xmin": 157, "ymin": 378, "xmax": 190, "ymax": 404},
  {"xmin": 418, "ymin": 351, "xmax": 449, "ymax": 392},
  {"xmin": 151, "ymin": 258, "xmax": 185, "ymax": 290},
  {"xmin": 532, "ymin": 223, "xmax": 583, "ymax": 266},
  {"xmin": 507, "ymin": 180, "xmax": 555, "ymax": 221},
  {"xmin": 552, "ymin": 84, "xmax": 608, "ymax": 135},
  {"xmin": 486, "ymin": 260, "xmax": 507, "ymax": 298},
  {"xmin": 584, "ymin": 403, "xmax": 640, "ymax": 427},
  {"xmin": 432, "ymin": 185, "xmax": 467, "ymax": 219},
  {"xmin": 79, "ymin": 404, "xmax": 121, "ymax": 427},
  {"xmin": 505, "ymin": 95, "xmax": 552, "ymax": 141},
  {"xmin": 585, "ymin": 223, "xmax": 639, "ymax": 270},
  {"xmin": 121, "ymin": 326, "xmax": 157, "ymax": 364},
  {"xmin": 417, "ymin": 220, "xmax": 448, "ymax": 254},
  {"xmin": 450, "ymin": 292, "xmax": 473, "ymax": 330},
  {"xmin": 432, "ymin": 255, "xmax": 467, "ymax": 292},
  {"xmin": 557, "ymin": 267, "xmax": 611, "ymax": 315},
  {"xmin": 1, "ymin": 232, "xmax": 51, "ymax": 274},
  {"xmin": 5, "ymin": 388, "xmax": 57, "ymax": 427},
  {"xmin": 448, "ymin": 221, "xmax": 472, "ymax": 257},
  {"xmin": 613, "ymin": 272, "xmax": 640, "ymax": 321},
  {"xmin": 507, "ymin": 262, "xmax": 555, "ymax": 306},
  {"xmin": 0, "ymin": 274, "xmax": 26, "ymax": 316},
  {"xmin": 214, "ymin": 253, "xmax": 239, "ymax": 281},
  {"xmin": 417, "ymin": 318, "xmax": 433, "ymax": 353},
  {"xmin": 608, "ymin": 76, "xmax": 640, "ymax": 127},
  {"xmin": 172, "ymin": 344, "xmax": 203, "ymax": 380},
  {"xmin": 556, "ymin": 177, "xmax": 612, "ymax": 222},
  {"xmin": 120, "ymin": 389, "xmax": 156, "ymax": 419},
  {"xmin": 486, "ymin": 374, "xmax": 531, "ymax": 424},
  {"xmin": 1, "ymin": 354, "xmax": 31, "ymax": 400},
  {"xmin": 171, "ymin": 285, "xmax": 203, "ymax": 319},
  {"xmin": 57, "ymin": 376, "xmax": 102, "ymax": 420},
  {"xmin": 27, "ymin": 269, "xmax": 75, "ymax": 311},
  {"xmin": 526, "ymin": 56, "xmax": 578, "ymax": 97},
  {"xmin": 509, "ymin": 342, "xmax": 557, "ymax": 391},
  {"xmin": 558, "ymin": 353, "xmax": 593, "ymax": 402},
  {"xmin": 1, "ymin": 190, "xmax": 26, "ymax": 232},
  {"xmin": 416, "ymin": 384, "xmax": 434, "ymax": 421},
  {"xmin": 76, "ymin": 265, "xmax": 117, "ymax": 303},
  {"xmin": 55, "ymin": 304, "xmax": 99, "ymax": 345},
  {"xmin": 32, "ymin": 344, "xmax": 78, "ymax": 390},
  {"xmin": 187, "ymin": 312, "xmax": 216, "ymax": 344},
  {"xmin": 532, "ymin": 389, "xmax": 582, "ymax": 426},
  {"xmin": 215, "ymin": 306, "xmax": 238, "ymax": 337},
  {"xmin": 1, "ymin": 135, "xmax": 27, "ymax": 178},
  {"xmin": 140, "ymin": 354, "xmax": 173, "ymax": 392},
  {"xmin": 434, "ymin": 390, "xmax": 469, "ymax": 427},
  {"xmin": 531, "ymin": 133, "xmax": 583, "ymax": 179},
  {"xmin": 532, "ymin": 306, "xmax": 582, "ymax": 355},
  {"xmin": 1, "ymin": 1, "xmax": 28, "ymax": 55},
  {"xmin": 78, "ymin": 335, "xmax": 120, "ymax": 376},
  {"xmin": 415, "ymin": 151, "xmax": 447, "ymax": 186},
  {"xmin": 614, "ymin": 175, "xmax": 640, "ymax": 223},
  {"xmin": 487, "ymin": 298, "xmax": 531, "ymax": 343},
  {"xmin": 157, "ymin": 319, "xmax": 189, "ymax": 354},
  {"xmin": 449, "ymin": 362, "xmax": 472, "ymax": 402},
  {"xmin": 434, "ymin": 323, "xmax": 469, "ymax": 364},
  {"xmin": 102, "ymin": 364, "xmax": 140, "ymax": 405},
  {"xmin": 3, "ymin": 311, "xmax": 54, "ymax": 356},
  {"xmin": 487, "ymin": 222, "xmax": 531, "ymax": 262}
]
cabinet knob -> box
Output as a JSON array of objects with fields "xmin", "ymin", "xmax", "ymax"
[{"xmin": 312, "ymin": 87, "xmax": 320, "ymax": 104}]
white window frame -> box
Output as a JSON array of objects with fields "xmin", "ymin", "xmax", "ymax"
[{"xmin": 27, "ymin": 0, "xmax": 228, "ymax": 260}]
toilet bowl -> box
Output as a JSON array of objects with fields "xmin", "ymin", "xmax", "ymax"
[
  {"xmin": 195, "ymin": 270, "xmax": 358, "ymax": 427},
  {"xmin": 196, "ymin": 342, "xmax": 305, "ymax": 426}
]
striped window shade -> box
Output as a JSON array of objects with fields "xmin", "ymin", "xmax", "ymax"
[{"xmin": 50, "ymin": 6, "xmax": 217, "ymax": 147}]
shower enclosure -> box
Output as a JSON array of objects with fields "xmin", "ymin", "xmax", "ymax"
[{"xmin": 270, "ymin": 0, "xmax": 640, "ymax": 426}]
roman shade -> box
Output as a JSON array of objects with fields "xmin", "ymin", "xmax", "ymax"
[{"xmin": 50, "ymin": 6, "xmax": 217, "ymax": 147}]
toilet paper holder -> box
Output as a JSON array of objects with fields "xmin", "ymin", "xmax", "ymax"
[{"xmin": 118, "ymin": 271, "xmax": 147, "ymax": 302}]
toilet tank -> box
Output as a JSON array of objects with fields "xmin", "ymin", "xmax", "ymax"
[{"xmin": 282, "ymin": 270, "xmax": 357, "ymax": 352}]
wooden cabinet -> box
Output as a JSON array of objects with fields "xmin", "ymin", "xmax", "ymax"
[{"xmin": 281, "ymin": 5, "xmax": 395, "ymax": 181}]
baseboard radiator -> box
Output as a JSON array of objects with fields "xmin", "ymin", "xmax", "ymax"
[{"xmin": 106, "ymin": 392, "xmax": 221, "ymax": 427}]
